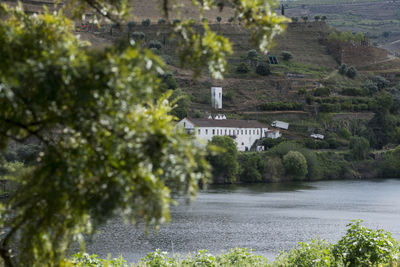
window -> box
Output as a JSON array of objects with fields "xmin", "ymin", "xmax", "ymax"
[
  {"xmin": 229, "ymin": 129, "xmax": 231, "ymax": 135},
  {"xmin": 206, "ymin": 129, "xmax": 208, "ymax": 134},
  {"xmin": 245, "ymin": 130, "xmax": 247, "ymax": 135},
  {"xmin": 225, "ymin": 129, "xmax": 227, "ymax": 135},
  {"xmin": 253, "ymin": 130, "xmax": 255, "ymax": 134},
  {"xmin": 183, "ymin": 122, "xmax": 186, "ymax": 127},
  {"xmin": 212, "ymin": 129, "xmax": 215, "ymax": 135},
  {"xmin": 241, "ymin": 130, "xmax": 243, "ymax": 135},
  {"xmin": 198, "ymin": 129, "xmax": 201, "ymax": 134}
]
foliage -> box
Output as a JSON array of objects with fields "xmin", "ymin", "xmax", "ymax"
[
  {"xmin": 169, "ymin": 89, "xmax": 190, "ymax": 120},
  {"xmin": 275, "ymin": 239, "xmax": 334, "ymax": 267},
  {"xmin": 207, "ymin": 136, "xmax": 239, "ymax": 183},
  {"xmin": 261, "ymin": 137, "xmax": 287, "ymax": 149},
  {"xmin": 236, "ymin": 62, "xmax": 250, "ymax": 74},
  {"xmin": 256, "ymin": 62, "xmax": 271, "ymax": 76},
  {"xmin": 247, "ymin": 49, "xmax": 258, "ymax": 60},
  {"xmin": 314, "ymin": 87, "xmax": 331, "ymax": 97},
  {"xmin": 259, "ymin": 101, "xmax": 303, "ymax": 111},
  {"xmin": 346, "ymin": 66, "xmax": 357, "ymax": 79},
  {"xmin": 382, "ymin": 145, "xmax": 400, "ymax": 177},
  {"xmin": 349, "ymin": 136, "xmax": 370, "ymax": 160},
  {"xmin": 283, "ymin": 151, "xmax": 308, "ymax": 180},
  {"xmin": 228, "ymin": 17, "xmax": 234, "ymax": 23},
  {"xmin": 127, "ymin": 21, "xmax": 136, "ymax": 30},
  {"xmin": 333, "ymin": 220, "xmax": 399, "ymax": 266},
  {"xmin": 216, "ymin": 16, "xmax": 222, "ymax": 23},
  {"xmin": 372, "ymin": 75, "xmax": 390, "ymax": 90},
  {"xmin": 141, "ymin": 18, "xmax": 151, "ymax": 26},
  {"xmin": 132, "ymin": 31, "xmax": 145, "ymax": 41},
  {"xmin": 238, "ymin": 153, "xmax": 266, "ymax": 182},
  {"xmin": 339, "ymin": 127, "xmax": 352, "ymax": 140},
  {"xmin": 157, "ymin": 18, "xmax": 166, "ymax": 25},
  {"xmin": 304, "ymin": 139, "xmax": 329, "ymax": 150},
  {"xmin": 292, "ymin": 17, "xmax": 299, "ymax": 23},
  {"xmin": 70, "ymin": 253, "xmax": 127, "ymax": 266},
  {"xmin": 338, "ymin": 63, "xmax": 347, "ymax": 75},
  {"xmin": 341, "ymin": 87, "xmax": 366, "ymax": 96},
  {"xmin": 159, "ymin": 72, "xmax": 178, "ymax": 91},
  {"xmin": 281, "ymin": 51, "xmax": 293, "ymax": 61},
  {"xmin": 148, "ymin": 40, "xmax": 162, "ymax": 50},
  {"xmin": 314, "ymin": 15, "xmax": 320, "ymax": 21},
  {"xmin": 0, "ymin": 6, "xmax": 211, "ymax": 266},
  {"xmin": 327, "ymin": 31, "xmax": 339, "ymax": 42}
]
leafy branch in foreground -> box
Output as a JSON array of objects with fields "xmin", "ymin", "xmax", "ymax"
[{"xmin": 0, "ymin": 5, "xmax": 209, "ymax": 266}]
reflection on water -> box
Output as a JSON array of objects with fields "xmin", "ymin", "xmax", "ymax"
[{"xmin": 84, "ymin": 179, "xmax": 400, "ymax": 263}]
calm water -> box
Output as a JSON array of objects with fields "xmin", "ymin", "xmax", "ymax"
[{"xmin": 85, "ymin": 179, "xmax": 400, "ymax": 263}]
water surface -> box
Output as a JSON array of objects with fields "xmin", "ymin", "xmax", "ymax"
[{"xmin": 85, "ymin": 179, "xmax": 400, "ymax": 263}]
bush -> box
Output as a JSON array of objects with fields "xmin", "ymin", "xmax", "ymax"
[
  {"xmin": 141, "ymin": 18, "xmax": 151, "ymax": 26},
  {"xmin": 281, "ymin": 51, "xmax": 293, "ymax": 61},
  {"xmin": 275, "ymin": 239, "xmax": 334, "ymax": 267},
  {"xmin": 132, "ymin": 31, "xmax": 145, "ymax": 41},
  {"xmin": 319, "ymin": 103, "xmax": 341, "ymax": 113},
  {"xmin": 238, "ymin": 153, "xmax": 266, "ymax": 182},
  {"xmin": 216, "ymin": 16, "xmax": 222, "ymax": 23},
  {"xmin": 247, "ymin": 49, "xmax": 258, "ymax": 60},
  {"xmin": 372, "ymin": 75, "xmax": 390, "ymax": 90},
  {"xmin": 346, "ymin": 66, "xmax": 357, "ymax": 78},
  {"xmin": 228, "ymin": 16, "xmax": 234, "ymax": 23},
  {"xmin": 283, "ymin": 151, "xmax": 308, "ymax": 180},
  {"xmin": 341, "ymin": 87, "xmax": 364, "ymax": 96},
  {"xmin": 256, "ymin": 62, "xmax": 270, "ymax": 76},
  {"xmin": 169, "ymin": 88, "xmax": 190, "ymax": 120},
  {"xmin": 333, "ymin": 220, "xmax": 399, "ymax": 266},
  {"xmin": 313, "ymin": 87, "xmax": 330, "ymax": 97},
  {"xmin": 172, "ymin": 19, "xmax": 181, "ymax": 25},
  {"xmin": 148, "ymin": 40, "xmax": 162, "ymax": 50},
  {"xmin": 262, "ymin": 137, "xmax": 287, "ymax": 149},
  {"xmin": 338, "ymin": 63, "xmax": 347, "ymax": 75},
  {"xmin": 236, "ymin": 62, "xmax": 250, "ymax": 73},
  {"xmin": 339, "ymin": 127, "xmax": 352, "ymax": 140},
  {"xmin": 207, "ymin": 136, "xmax": 239, "ymax": 183},
  {"xmin": 314, "ymin": 15, "xmax": 320, "ymax": 21},
  {"xmin": 127, "ymin": 21, "xmax": 136, "ymax": 31},
  {"xmin": 157, "ymin": 18, "xmax": 166, "ymax": 25},
  {"xmin": 159, "ymin": 72, "xmax": 177, "ymax": 90},
  {"xmin": 349, "ymin": 136, "xmax": 370, "ymax": 160},
  {"xmin": 291, "ymin": 17, "xmax": 298, "ymax": 22}
]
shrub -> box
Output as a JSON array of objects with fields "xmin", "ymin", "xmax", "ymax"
[
  {"xmin": 319, "ymin": 103, "xmax": 341, "ymax": 113},
  {"xmin": 169, "ymin": 88, "xmax": 190, "ymax": 119},
  {"xmin": 313, "ymin": 87, "xmax": 330, "ymax": 97},
  {"xmin": 372, "ymin": 75, "xmax": 390, "ymax": 90},
  {"xmin": 333, "ymin": 220, "xmax": 399, "ymax": 266},
  {"xmin": 314, "ymin": 15, "xmax": 320, "ymax": 21},
  {"xmin": 236, "ymin": 62, "xmax": 250, "ymax": 73},
  {"xmin": 302, "ymin": 16, "xmax": 308, "ymax": 22},
  {"xmin": 364, "ymin": 80, "xmax": 379, "ymax": 95},
  {"xmin": 207, "ymin": 136, "xmax": 239, "ymax": 183},
  {"xmin": 157, "ymin": 18, "xmax": 166, "ymax": 25},
  {"xmin": 283, "ymin": 151, "xmax": 308, "ymax": 180},
  {"xmin": 132, "ymin": 31, "xmax": 145, "ymax": 41},
  {"xmin": 275, "ymin": 239, "xmax": 334, "ymax": 267},
  {"xmin": 281, "ymin": 51, "xmax": 293, "ymax": 61},
  {"xmin": 159, "ymin": 72, "xmax": 177, "ymax": 90},
  {"xmin": 127, "ymin": 21, "xmax": 136, "ymax": 31},
  {"xmin": 259, "ymin": 101, "xmax": 303, "ymax": 111},
  {"xmin": 341, "ymin": 87, "xmax": 364, "ymax": 96},
  {"xmin": 346, "ymin": 66, "xmax": 357, "ymax": 78},
  {"xmin": 338, "ymin": 63, "xmax": 347, "ymax": 75},
  {"xmin": 141, "ymin": 18, "xmax": 151, "ymax": 26},
  {"xmin": 247, "ymin": 49, "xmax": 258, "ymax": 60},
  {"xmin": 255, "ymin": 62, "xmax": 270, "ymax": 76},
  {"xmin": 238, "ymin": 153, "xmax": 266, "ymax": 182},
  {"xmin": 339, "ymin": 127, "xmax": 352, "ymax": 140},
  {"xmin": 148, "ymin": 40, "xmax": 162, "ymax": 50},
  {"xmin": 173, "ymin": 19, "xmax": 181, "ymax": 25},
  {"xmin": 262, "ymin": 137, "xmax": 287, "ymax": 149},
  {"xmin": 216, "ymin": 16, "xmax": 222, "ymax": 23},
  {"xmin": 291, "ymin": 17, "xmax": 298, "ymax": 22},
  {"xmin": 228, "ymin": 16, "xmax": 234, "ymax": 23},
  {"xmin": 321, "ymin": 15, "xmax": 327, "ymax": 21},
  {"xmin": 349, "ymin": 136, "xmax": 370, "ymax": 160}
]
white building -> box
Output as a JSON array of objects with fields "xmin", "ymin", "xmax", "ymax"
[
  {"xmin": 310, "ymin": 133, "xmax": 324, "ymax": 140},
  {"xmin": 267, "ymin": 129, "xmax": 282, "ymax": 139},
  {"xmin": 176, "ymin": 117, "xmax": 270, "ymax": 151},
  {"xmin": 271, "ymin": 120, "xmax": 289, "ymax": 130},
  {"xmin": 211, "ymin": 87, "xmax": 222, "ymax": 109}
]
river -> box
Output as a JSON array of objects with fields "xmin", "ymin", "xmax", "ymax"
[{"xmin": 85, "ymin": 179, "xmax": 400, "ymax": 263}]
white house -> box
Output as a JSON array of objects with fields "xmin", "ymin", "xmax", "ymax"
[
  {"xmin": 271, "ymin": 120, "xmax": 289, "ymax": 130},
  {"xmin": 176, "ymin": 117, "xmax": 270, "ymax": 151},
  {"xmin": 267, "ymin": 129, "xmax": 282, "ymax": 139},
  {"xmin": 310, "ymin": 133, "xmax": 324, "ymax": 140}
]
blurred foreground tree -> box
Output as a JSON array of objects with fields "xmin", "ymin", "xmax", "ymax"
[{"xmin": 0, "ymin": 0, "xmax": 287, "ymax": 265}]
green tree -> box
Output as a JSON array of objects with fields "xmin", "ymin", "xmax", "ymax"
[
  {"xmin": 236, "ymin": 62, "xmax": 250, "ymax": 73},
  {"xmin": 207, "ymin": 136, "xmax": 239, "ymax": 183},
  {"xmin": 169, "ymin": 88, "xmax": 190, "ymax": 120},
  {"xmin": 281, "ymin": 51, "xmax": 293, "ymax": 61},
  {"xmin": 349, "ymin": 136, "xmax": 370, "ymax": 160},
  {"xmin": 0, "ymin": 0, "xmax": 288, "ymax": 265},
  {"xmin": 238, "ymin": 153, "xmax": 266, "ymax": 182},
  {"xmin": 327, "ymin": 31, "xmax": 339, "ymax": 42},
  {"xmin": 216, "ymin": 16, "xmax": 222, "ymax": 23},
  {"xmin": 346, "ymin": 66, "xmax": 357, "ymax": 78},
  {"xmin": 256, "ymin": 62, "xmax": 271, "ymax": 76},
  {"xmin": 283, "ymin": 151, "xmax": 308, "ymax": 180},
  {"xmin": 141, "ymin": 18, "xmax": 151, "ymax": 26}
]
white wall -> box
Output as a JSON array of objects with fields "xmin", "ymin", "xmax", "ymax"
[
  {"xmin": 195, "ymin": 126, "xmax": 268, "ymax": 151},
  {"xmin": 211, "ymin": 87, "xmax": 222, "ymax": 109}
]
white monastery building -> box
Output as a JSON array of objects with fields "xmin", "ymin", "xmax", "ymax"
[
  {"xmin": 175, "ymin": 86, "xmax": 281, "ymax": 151},
  {"xmin": 176, "ymin": 116, "xmax": 270, "ymax": 151}
]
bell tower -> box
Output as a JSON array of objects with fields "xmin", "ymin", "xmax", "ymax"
[{"xmin": 211, "ymin": 87, "xmax": 222, "ymax": 109}]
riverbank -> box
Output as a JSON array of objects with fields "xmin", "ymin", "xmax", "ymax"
[{"xmin": 208, "ymin": 139, "xmax": 400, "ymax": 184}]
